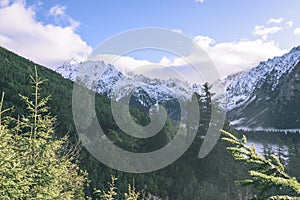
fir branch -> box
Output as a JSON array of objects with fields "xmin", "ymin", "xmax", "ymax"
[{"xmin": 221, "ymin": 130, "xmax": 300, "ymax": 199}]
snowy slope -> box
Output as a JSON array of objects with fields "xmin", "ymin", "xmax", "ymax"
[
  {"xmin": 218, "ymin": 46, "xmax": 300, "ymax": 129},
  {"xmin": 56, "ymin": 60, "xmax": 205, "ymax": 105},
  {"xmin": 224, "ymin": 46, "xmax": 300, "ymax": 111},
  {"xmin": 56, "ymin": 45, "xmax": 300, "ymax": 129}
]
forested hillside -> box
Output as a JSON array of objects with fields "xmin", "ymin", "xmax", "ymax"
[{"xmin": 1, "ymin": 46, "xmax": 299, "ymax": 199}]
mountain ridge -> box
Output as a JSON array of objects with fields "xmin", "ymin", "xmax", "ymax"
[
  {"xmin": 56, "ymin": 59, "xmax": 206, "ymax": 110},
  {"xmin": 56, "ymin": 45, "xmax": 300, "ymax": 130},
  {"xmin": 224, "ymin": 45, "xmax": 300, "ymax": 111},
  {"xmin": 222, "ymin": 45, "xmax": 300, "ymax": 129}
]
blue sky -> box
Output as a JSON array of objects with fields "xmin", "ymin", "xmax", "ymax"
[
  {"xmin": 0, "ymin": 0, "xmax": 300, "ymax": 78},
  {"xmin": 31, "ymin": 0, "xmax": 300, "ymax": 48}
]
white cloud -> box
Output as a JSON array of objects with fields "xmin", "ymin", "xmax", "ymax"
[
  {"xmin": 49, "ymin": 4, "xmax": 65, "ymax": 16},
  {"xmin": 0, "ymin": 1, "xmax": 92, "ymax": 69},
  {"xmin": 195, "ymin": 0, "xmax": 204, "ymax": 3},
  {"xmin": 253, "ymin": 25, "xmax": 283, "ymax": 40},
  {"xmin": 0, "ymin": 0, "xmax": 9, "ymax": 7},
  {"xmin": 49, "ymin": 4, "xmax": 79, "ymax": 29},
  {"xmin": 89, "ymin": 54, "xmax": 154, "ymax": 73},
  {"xmin": 201, "ymin": 38, "xmax": 286, "ymax": 77},
  {"xmin": 171, "ymin": 29, "xmax": 183, "ymax": 34},
  {"xmin": 100, "ymin": 36, "xmax": 287, "ymax": 82},
  {"xmin": 165, "ymin": 36, "xmax": 287, "ymax": 79},
  {"xmin": 253, "ymin": 18, "xmax": 293, "ymax": 40},
  {"xmin": 285, "ymin": 20, "xmax": 293, "ymax": 28},
  {"xmin": 267, "ymin": 18, "xmax": 284, "ymax": 24},
  {"xmin": 93, "ymin": 33, "xmax": 287, "ymax": 82},
  {"xmin": 293, "ymin": 27, "xmax": 300, "ymax": 35},
  {"xmin": 193, "ymin": 35, "xmax": 215, "ymax": 47},
  {"xmin": 159, "ymin": 56, "xmax": 173, "ymax": 66}
]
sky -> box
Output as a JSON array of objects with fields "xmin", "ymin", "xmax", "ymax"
[{"xmin": 0, "ymin": 0, "xmax": 300, "ymax": 80}]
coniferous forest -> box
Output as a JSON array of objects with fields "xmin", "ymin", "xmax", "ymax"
[{"xmin": 0, "ymin": 46, "xmax": 300, "ymax": 199}]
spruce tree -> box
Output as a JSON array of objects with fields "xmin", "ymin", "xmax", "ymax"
[
  {"xmin": 221, "ymin": 130, "xmax": 300, "ymax": 199},
  {"xmin": 0, "ymin": 67, "xmax": 88, "ymax": 199}
]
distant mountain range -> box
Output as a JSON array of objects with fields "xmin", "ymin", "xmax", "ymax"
[
  {"xmin": 56, "ymin": 46, "xmax": 300, "ymax": 130},
  {"xmin": 56, "ymin": 59, "xmax": 205, "ymax": 101},
  {"xmin": 56, "ymin": 59, "xmax": 206, "ymax": 121},
  {"xmin": 217, "ymin": 46, "xmax": 300, "ymax": 130}
]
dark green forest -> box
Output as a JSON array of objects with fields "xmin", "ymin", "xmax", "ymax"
[{"xmin": 0, "ymin": 46, "xmax": 299, "ymax": 199}]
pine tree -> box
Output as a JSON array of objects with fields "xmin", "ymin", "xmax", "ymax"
[
  {"xmin": 0, "ymin": 67, "xmax": 88, "ymax": 199},
  {"xmin": 221, "ymin": 130, "xmax": 300, "ymax": 199}
]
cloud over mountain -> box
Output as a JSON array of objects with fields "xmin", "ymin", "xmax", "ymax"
[{"xmin": 0, "ymin": 1, "xmax": 92, "ymax": 69}]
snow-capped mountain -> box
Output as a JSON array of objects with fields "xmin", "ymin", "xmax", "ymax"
[
  {"xmin": 224, "ymin": 46, "xmax": 300, "ymax": 111},
  {"xmin": 56, "ymin": 59, "xmax": 205, "ymax": 120},
  {"xmin": 57, "ymin": 59, "xmax": 205, "ymax": 100},
  {"xmin": 221, "ymin": 46, "xmax": 300, "ymax": 129},
  {"xmin": 57, "ymin": 60, "xmax": 125, "ymax": 97},
  {"xmin": 56, "ymin": 45, "xmax": 300, "ymax": 130}
]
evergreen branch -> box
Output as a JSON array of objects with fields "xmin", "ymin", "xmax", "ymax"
[
  {"xmin": 221, "ymin": 130, "xmax": 300, "ymax": 199},
  {"xmin": 268, "ymin": 195, "xmax": 300, "ymax": 200}
]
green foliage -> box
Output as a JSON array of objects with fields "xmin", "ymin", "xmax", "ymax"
[
  {"xmin": 95, "ymin": 176, "xmax": 159, "ymax": 200},
  {"xmin": 0, "ymin": 67, "xmax": 88, "ymax": 199},
  {"xmin": 96, "ymin": 176, "xmax": 118, "ymax": 200},
  {"xmin": 221, "ymin": 130, "xmax": 300, "ymax": 199},
  {"xmin": 2, "ymin": 46, "xmax": 292, "ymax": 199},
  {"xmin": 124, "ymin": 184, "xmax": 140, "ymax": 200},
  {"xmin": 94, "ymin": 176, "xmax": 141, "ymax": 200}
]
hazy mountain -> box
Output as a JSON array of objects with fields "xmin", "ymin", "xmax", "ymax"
[{"xmin": 220, "ymin": 46, "xmax": 300, "ymax": 130}]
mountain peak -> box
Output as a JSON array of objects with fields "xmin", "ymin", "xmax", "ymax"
[
  {"xmin": 222, "ymin": 45, "xmax": 300, "ymax": 129},
  {"xmin": 289, "ymin": 45, "xmax": 300, "ymax": 54},
  {"xmin": 223, "ymin": 45, "xmax": 300, "ymax": 111},
  {"xmin": 56, "ymin": 59, "xmax": 205, "ymax": 108}
]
